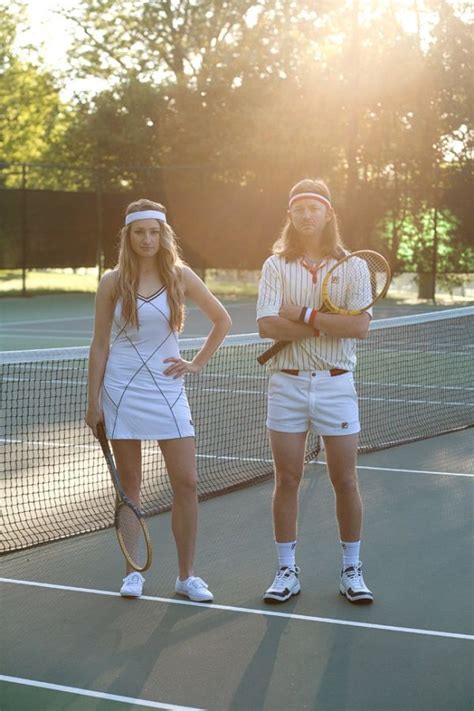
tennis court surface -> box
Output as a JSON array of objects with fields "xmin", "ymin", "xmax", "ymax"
[{"xmin": 1, "ymin": 308, "xmax": 473, "ymax": 710}]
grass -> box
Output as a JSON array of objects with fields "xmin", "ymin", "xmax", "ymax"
[
  {"xmin": 0, "ymin": 268, "xmax": 261, "ymax": 298},
  {"xmin": 1, "ymin": 268, "xmax": 473, "ymax": 303},
  {"xmin": 0, "ymin": 269, "xmax": 100, "ymax": 296}
]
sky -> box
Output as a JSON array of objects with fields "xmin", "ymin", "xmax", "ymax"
[
  {"xmin": 19, "ymin": 0, "xmax": 107, "ymax": 98},
  {"xmin": 12, "ymin": 0, "xmax": 470, "ymax": 161},
  {"xmin": 20, "ymin": 0, "xmax": 443, "ymax": 73},
  {"xmin": 17, "ymin": 0, "xmax": 471, "ymax": 102},
  {"xmin": 20, "ymin": 0, "xmax": 76, "ymax": 70}
]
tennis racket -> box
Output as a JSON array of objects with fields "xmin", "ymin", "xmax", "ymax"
[
  {"xmin": 97, "ymin": 422, "xmax": 152, "ymax": 572},
  {"xmin": 257, "ymin": 250, "xmax": 391, "ymax": 365}
]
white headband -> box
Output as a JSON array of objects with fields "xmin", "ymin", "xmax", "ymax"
[
  {"xmin": 288, "ymin": 192, "xmax": 332, "ymax": 210},
  {"xmin": 125, "ymin": 210, "xmax": 166, "ymax": 226}
]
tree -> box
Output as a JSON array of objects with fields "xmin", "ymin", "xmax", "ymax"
[
  {"xmin": 2, "ymin": 0, "xmax": 471, "ymax": 276},
  {"xmin": 0, "ymin": 0, "xmax": 69, "ymax": 186}
]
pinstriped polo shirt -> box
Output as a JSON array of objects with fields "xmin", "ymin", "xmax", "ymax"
[{"xmin": 256, "ymin": 254, "xmax": 372, "ymax": 372}]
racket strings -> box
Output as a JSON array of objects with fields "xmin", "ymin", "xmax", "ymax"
[
  {"xmin": 324, "ymin": 253, "xmax": 390, "ymax": 311},
  {"xmin": 116, "ymin": 504, "xmax": 149, "ymax": 570}
]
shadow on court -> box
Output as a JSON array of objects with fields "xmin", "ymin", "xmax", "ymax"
[{"xmin": 1, "ymin": 428, "xmax": 472, "ymax": 710}]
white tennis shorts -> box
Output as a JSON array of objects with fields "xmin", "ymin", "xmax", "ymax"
[{"xmin": 266, "ymin": 370, "xmax": 360, "ymax": 436}]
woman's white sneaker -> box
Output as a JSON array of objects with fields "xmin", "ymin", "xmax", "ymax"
[
  {"xmin": 120, "ymin": 572, "xmax": 145, "ymax": 598},
  {"xmin": 340, "ymin": 562, "xmax": 374, "ymax": 604},
  {"xmin": 263, "ymin": 566, "xmax": 301, "ymax": 603},
  {"xmin": 175, "ymin": 576, "xmax": 214, "ymax": 602}
]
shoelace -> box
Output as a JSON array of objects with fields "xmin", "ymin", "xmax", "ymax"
[
  {"xmin": 344, "ymin": 566, "xmax": 366, "ymax": 590},
  {"xmin": 271, "ymin": 568, "xmax": 294, "ymax": 592},
  {"xmin": 187, "ymin": 576, "xmax": 208, "ymax": 590},
  {"xmin": 125, "ymin": 573, "xmax": 142, "ymax": 585}
]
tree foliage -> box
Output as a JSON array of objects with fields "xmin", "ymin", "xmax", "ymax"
[
  {"xmin": 0, "ymin": 1, "xmax": 68, "ymax": 177},
  {"xmin": 1, "ymin": 0, "xmax": 472, "ymax": 274}
]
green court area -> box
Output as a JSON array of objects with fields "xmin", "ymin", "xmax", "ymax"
[
  {"xmin": 2, "ymin": 287, "xmax": 473, "ymax": 354},
  {"xmin": 3, "ymin": 311, "xmax": 472, "ymax": 553},
  {"xmin": 1, "ymin": 309, "xmax": 473, "ymax": 709},
  {"xmin": 0, "ymin": 293, "xmax": 260, "ymax": 351},
  {"xmin": 0, "ymin": 680, "xmax": 157, "ymax": 711},
  {"xmin": 2, "ymin": 2, "xmax": 472, "ymax": 705},
  {"xmin": 1, "ymin": 429, "xmax": 473, "ymax": 710}
]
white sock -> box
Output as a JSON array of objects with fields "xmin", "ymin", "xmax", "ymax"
[
  {"xmin": 341, "ymin": 540, "xmax": 360, "ymax": 570},
  {"xmin": 276, "ymin": 541, "xmax": 297, "ymax": 570}
]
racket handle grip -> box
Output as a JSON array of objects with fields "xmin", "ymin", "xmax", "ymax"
[{"xmin": 257, "ymin": 340, "xmax": 290, "ymax": 365}]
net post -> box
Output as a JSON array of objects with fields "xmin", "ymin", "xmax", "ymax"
[
  {"xmin": 431, "ymin": 206, "xmax": 438, "ymax": 304},
  {"xmin": 20, "ymin": 163, "xmax": 28, "ymax": 297},
  {"xmin": 95, "ymin": 171, "xmax": 104, "ymax": 283}
]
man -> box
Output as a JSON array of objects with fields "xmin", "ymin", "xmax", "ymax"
[{"xmin": 256, "ymin": 178, "xmax": 374, "ymax": 604}]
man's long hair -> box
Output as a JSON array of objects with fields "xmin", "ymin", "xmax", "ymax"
[
  {"xmin": 115, "ymin": 198, "xmax": 185, "ymax": 331},
  {"xmin": 272, "ymin": 178, "xmax": 345, "ymax": 260}
]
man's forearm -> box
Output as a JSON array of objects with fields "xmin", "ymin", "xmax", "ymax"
[
  {"xmin": 313, "ymin": 311, "xmax": 370, "ymax": 339},
  {"xmin": 258, "ymin": 316, "xmax": 315, "ymax": 341},
  {"xmin": 276, "ymin": 304, "xmax": 370, "ymax": 339}
]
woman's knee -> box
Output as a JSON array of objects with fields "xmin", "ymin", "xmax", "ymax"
[
  {"xmin": 331, "ymin": 473, "xmax": 359, "ymax": 496},
  {"xmin": 172, "ymin": 473, "xmax": 198, "ymax": 500},
  {"xmin": 275, "ymin": 468, "xmax": 303, "ymax": 491}
]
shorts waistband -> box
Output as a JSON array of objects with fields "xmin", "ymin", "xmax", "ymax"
[{"xmin": 280, "ymin": 368, "xmax": 349, "ymax": 377}]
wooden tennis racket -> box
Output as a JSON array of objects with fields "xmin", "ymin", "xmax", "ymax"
[
  {"xmin": 257, "ymin": 250, "xmax": 391, "ymax": 365},
  {"xmin": 97, "ymin": 423, "xmax": 152, "ymax": 572}
]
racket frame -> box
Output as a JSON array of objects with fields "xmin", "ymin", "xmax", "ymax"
[
  {"xmin": 320, "ymin": 249, "xmax": 391, "ymax": 316},
  {"xmin": 257, "ymin": 250, "xmax": 391, "ymax": 365},
  {"xmin": 97, "ymin": 423, "xmax": 152, "ymax": 572}
]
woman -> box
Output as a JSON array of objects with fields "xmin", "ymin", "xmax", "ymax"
[{"xmin": 86, "ymin": 198, "xmax": 231, "ymax": 601}]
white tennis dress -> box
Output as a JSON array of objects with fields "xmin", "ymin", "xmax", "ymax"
[{"xmin": 101, "ymin": 287, "xmax": 195, "ymax": 440}]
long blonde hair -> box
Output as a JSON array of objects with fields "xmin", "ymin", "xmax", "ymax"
[
  {"xmin": 272, "ymin": 178, "xmax": 345, "ymax": 261},
  {"xmin": 115, "ymin": 198, "xmax": 185, "ymax": 331}
]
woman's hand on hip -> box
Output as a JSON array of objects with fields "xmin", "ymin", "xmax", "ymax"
[{"xmin": 163, "ymin": 357, "xmax": 202, "ymax": 378}]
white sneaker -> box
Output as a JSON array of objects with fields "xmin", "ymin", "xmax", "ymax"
[
  {"xmin": 120, "ymin": 572, "xmax": 145, "ymax": 598},
  {"xmin": 175, "ymin": 576, "xmax": 214, "ymax": 602},
  {"xmin": 340, "ymin": 562, "xmax": 374, "ymax": 604},
  {"xmin": 263, "ymin": 566, "xmax": 301, "ymax": 603}
]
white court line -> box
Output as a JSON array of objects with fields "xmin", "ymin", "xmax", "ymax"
[
  {"xmin": 1, "ymin": 438, "xmax": 97, "ymax": 450},
  {"xmin": 0, "ymin": 675, "xmax": 207, "ymax": 711},
  {"xmin": 353, "ymin": 463, "xmax": 474, "ymax": 478},
  {"xmin": 1, "ymin": 442, "xmax": 471, "ymax": 478},
  {"xmin": 0, "ymin": 334, "xmax": 91, "ymax": 341},
  {"xmin": 197, "ymin": 456, "xmax": 474, "ymax": 481},
  {"xmin": 0, "ymin": 330, "xmax": 91, "ymax": 337},
  {"xmin": 359, "ymin": 395, "xmax": 470, "ymax": 407},
  {"xmin": 201, "ymin": 389, "xmax": 472, "ymax": 405},
  {"xmin": 1, "ymin": 578, "xmax": 472, "ymax": 641},
  {"xmin": 361, "ymin": 380, "xmax": 474, "ymax": 392},
  {"xmin": 0, "ymin": 315, "xmax": 91, "ymax": 328}
]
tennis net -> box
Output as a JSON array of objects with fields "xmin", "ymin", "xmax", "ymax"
[{"xmin": 1, "ymin": 307, "xmax": 473, "ymax": 553}]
